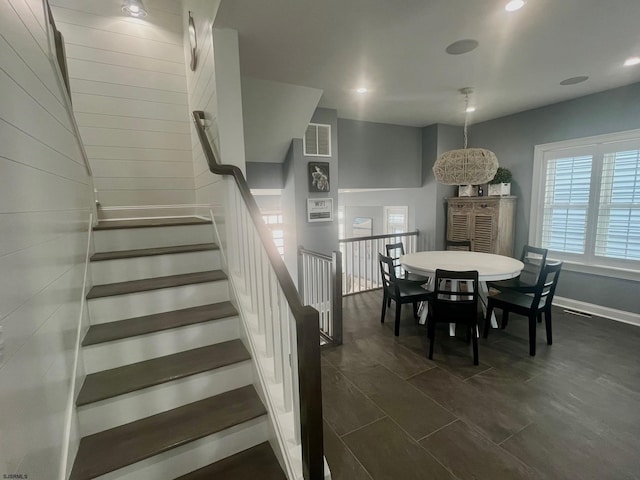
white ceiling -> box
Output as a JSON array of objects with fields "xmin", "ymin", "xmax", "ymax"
[{"xmin": 215, "ymin": 0, "xmax": 640, "ymax": 127}]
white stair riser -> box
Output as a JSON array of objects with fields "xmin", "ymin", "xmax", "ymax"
[
  {"xmin": 88, "ymin": 281, "xmax": 229, "ymax": 324},
  {"xmin": 78, "ymin": 361, "xmax": 253, "ymax": 436},
  {"xmin": 84, "ymin": 316, "xmax": 240, "ymax": 373},
  {"xmin": 95, "ymin": 416, "xmax": 269, "ymax": 480},
  {"xmin": 94, "ymin": 224, "xmax": 214, "ymax": 252},
  {"xmin": 91, "ymin": 249, "xmax": 221, "ymax": 284}
]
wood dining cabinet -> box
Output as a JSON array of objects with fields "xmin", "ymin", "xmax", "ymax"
[{"xmin": 446, "ymin": 196, "xmax": 516, "ymax": 256}]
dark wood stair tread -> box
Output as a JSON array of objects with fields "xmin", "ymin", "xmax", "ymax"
[
  {"xmin": 70, "ymin": 385, "xmax": 266, "ymax": 480},
  {"xmin": 91, "ymin": 243, "xmax": 218, "ymax": 262},
  {"xmin": 176, "ymin": 442, "xmax": 286, "ymax": 480},
  {"xmin": 77, "ymin": 340, "xmax": 250, "ymax": 406},
  {"xmin": 86, "ymin": 270, "xmax": 227, "ymax": 299},
  {"xmin": 82, "ymin": 302, "xmax": 237, "ymax": 346},
  {"xmin": 93, "ymin": 217, "xmax": 211, "ymax": 230}
]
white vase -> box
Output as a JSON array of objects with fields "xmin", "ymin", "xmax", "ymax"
[
  {"xmin": 488, "ymin": 183, "xmax": 511, "ymax": 196},
  {"xmin": 458, "ymin": 185, "xmax": 478, "ymax": 197}
]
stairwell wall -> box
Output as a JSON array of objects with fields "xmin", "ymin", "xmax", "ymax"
[
  {"xmin": 0, "ymin": 0, "xmax": 93, "ymax": 477},
  {"xmin": 50, "ymin": 0, "xmax": 196, "ymax": 218},
  {"xmin": 182, "ymin": 0, "xmax": 247, "ymax": 212}
]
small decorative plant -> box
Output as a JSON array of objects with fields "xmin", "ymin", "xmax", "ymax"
[
  {"xmin": 489, "ymin": 167, "xmax": 512, "ymax": 185},
  {"xmin": 488, "ymin": 167, "xmax": 513, "ymax": 196}
]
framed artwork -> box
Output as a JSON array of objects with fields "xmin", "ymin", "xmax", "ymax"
[
  {"xmin": 352, "ymin": 217, "xmax": 373, "ymax": 237},
  {"xmin": 308, "ymin": 162, "xmax": 330, "ymax": 192},
  {"xmin": 307, "ymin": 198, "xmax": 333, "ymax": 222}
]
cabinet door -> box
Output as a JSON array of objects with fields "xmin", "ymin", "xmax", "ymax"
[
  {"xmin": 447, "ymin": 201, "xmax": 472, "ymax": 241},
  {"xmin": 471, "ymin": 214, "xmax": 495, "ymax": 253}
]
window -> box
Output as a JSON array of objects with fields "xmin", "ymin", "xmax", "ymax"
[
  {"xmin": 531, "ymin": 130, "xmax": 640, "ymax": 276},
  {"xmin": 262, "ymin": 213, "xmax": 284, "ymax": 256},
  {"xmin": 304, "ymin": 123, "xmax": 331, "ymax": 156},
  {"xmin": 384, "ymin": 206, "xmax": 408, "ymax": 234},
  {"xmin": 338, "ymin": 206, "xmax": 345, "ymax": 239}
]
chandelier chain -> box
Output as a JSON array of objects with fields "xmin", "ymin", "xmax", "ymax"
[{"xmin": 463, "ymin": 91, "xmax": 469, "ymax": 149}]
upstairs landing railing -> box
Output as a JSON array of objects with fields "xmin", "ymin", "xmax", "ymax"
[
  {"xmin": 192, "ymin": 111, "xmax": 324, "ymax": 480},
  {"xmin": 339, "ymin": 231, "xmax": 420, "ymax": 295}
]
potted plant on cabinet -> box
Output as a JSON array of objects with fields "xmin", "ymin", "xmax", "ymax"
[{"xmin": 488, "ymin": 167, "xmax": 512, "ymax": 196}]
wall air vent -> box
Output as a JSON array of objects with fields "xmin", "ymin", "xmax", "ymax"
[{"xmin": 304, "ymin": 123, "xmax": 331, "ymax": 156}]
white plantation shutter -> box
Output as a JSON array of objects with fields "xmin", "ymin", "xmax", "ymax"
[
  {"xmin": 541, "ymin": 154, "xmax": 592, "ymax": 254},
  {"xmin": 532, "ymin": 131, "xmax": 640, "ymax": 273},
  {"xmin": 595, "ymin": 149, "xmax": 640, "ymax": 260},
  {"xmin": 304, "ymin": 123, "xmax": 331, "ymax": 156}
]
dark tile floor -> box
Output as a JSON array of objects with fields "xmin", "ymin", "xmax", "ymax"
[{"xmin": 322, "ymin": 290, "xmax": 640, "ymax": 480}]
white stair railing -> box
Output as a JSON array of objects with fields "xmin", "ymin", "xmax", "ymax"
[
  {"xmin": 299, "ymin": 248, "xmax": 343, "ymax": 345},
  {"xmin": 193, "ymin": 111, "xmax": 324, "ymax": 480}
]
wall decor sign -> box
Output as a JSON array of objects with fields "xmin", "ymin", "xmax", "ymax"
[
  {"xmin": 308, "ymin": 161, "xmax": 330, "ymax": 192},
  {"xmin": 307, "ymin": 198, "xmax": 333, "ymax": 222},
  {"xmin": 188, "ymin": 11, "xmax": 197, "ymax": 71}
]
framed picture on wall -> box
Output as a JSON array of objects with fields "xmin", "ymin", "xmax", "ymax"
[
  {"xmin": 308, "ymin": 162, "xmax": 330, "ymax": 192},
  {"xmin": 307, "ymin": 198, "xmax": 333, "ymax": 222}
]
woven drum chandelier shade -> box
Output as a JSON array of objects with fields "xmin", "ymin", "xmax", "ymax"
[{"xmin": 433, "ymin": 89, "xmax": 498, "ymax": 185}]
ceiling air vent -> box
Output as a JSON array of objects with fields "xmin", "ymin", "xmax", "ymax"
[{"xmin": 304, "ymin": 123, "xmax": 331, "ymax": 157}]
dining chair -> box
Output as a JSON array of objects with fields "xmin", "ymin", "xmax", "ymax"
[
  {"xmin": 385, "ymin": 241, "xmax": 430, "ymax": 284},
  {"xmin": 445, "ymin": 239, "xmax": 472, "ymax": 251},
  {"xmin": 378, "ymin": 253, "xmax": 433, "ymax": 337},
  {"xmin": 488, "ymin": 245, "xmax": 548, "ymax": 294},
  {"xmin": 428, "ymin": 269, "xmax": 479, "ymax": 365},
  {"xmin": 483, "ymin": 261, "xmax": 563, "ymax": 356},
  {"xmin": 444, "ymin": 239, "xmax": 473, "ymax": 291}
]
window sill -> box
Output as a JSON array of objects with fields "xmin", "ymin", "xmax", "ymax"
[{"xmin": 555, "ymin": 260, "xmax": 640, "ymax": 282}]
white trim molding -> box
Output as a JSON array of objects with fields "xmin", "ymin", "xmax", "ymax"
[
  {"xmin": 97, "ymin": 204, "xmax": 218, "ymax": 220},
  {"xmin": 554, "ymin": 296, "xmax": 640, "ymax": 327}
]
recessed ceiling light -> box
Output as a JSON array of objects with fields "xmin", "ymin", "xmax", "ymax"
[
  {"xmin": 466, "ymin": 106, "xmax": 476, "ymax": 113},
  {"xmin": 356, "ymin": 87, "xmax": 368, "ymax": 94},
  {"xmin": 505, "ymin": 0, "xmax": 525, "ymax": 12},
  {"xmin": 445, "ymin": 39, "xmax": 479, "ymax": 55},
  {"xmin": 122, "ymin": 0, "xmax": 147, "ymax": 17},
  {"xmin": 624, "ymin": 56, "xmax": 640, "ymax": 67},
  {"xmin": 560, "ymin": 75, "xmax": 589, "ymax": 86}
]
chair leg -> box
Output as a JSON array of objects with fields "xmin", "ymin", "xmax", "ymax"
[
  {"xmin": 395, "ymin": 302, "xmax": 402, "ymax": 336},
  {"xmin": 501, "ymin": 310, "xmax": 510, "ymax": 329},
  {"xmin": 471, "ymin": 324, "xmax": 479, "ymax": 365},
  {"xmin": 528, "ymin": 315, "xmax": 537, "ymax": 356},
  {"xmin": 545, "ymin": 308, "xmax": 553, "ymax": 345},
  {"xmin": 381, "ymin": 293, "xmax": 387, "ymax": 323},
  {"xmin": 413, "ymin": 302, "xmax": 418, "ymax": 320},
  {"xmin": 483, "ymin": 305, "xmax": 494, "ymax": 338},
  {"xmin": 537, "ymin": 312, "xmax": 543, "ymax": 323},
  {"xmin": 427, "ymin": 317, "xmax": 435, "ymax": 359}
]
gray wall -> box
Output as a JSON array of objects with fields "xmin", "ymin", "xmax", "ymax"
[
  {"xmin": 246, "ymin": 162, "xmax": 284, "ymax": 188},
  {"xmin": 338, "ymin": 118, "xmax": 422, "ymax": 188},
  {"xmin": 338, "ymin": 123, "xmax": 460, "ymax": 250},
  {"xmin": 282, "ymin": 108, "xmax": 340, "ymax": 289},
  {"xmin": 470, "ymin": 82, "xmax": 640, "ymax": 313},
  {"xmin": 433, "ymin": 124, "xmax": 461, "ymax": 250}
]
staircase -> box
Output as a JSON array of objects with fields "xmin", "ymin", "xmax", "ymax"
[{"xmin": 70, "ymin": 217, "xmax": 287, "ymax": 480}]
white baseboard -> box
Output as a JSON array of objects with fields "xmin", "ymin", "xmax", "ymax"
[
  {"xmin": 554, "ymin": 296, "xmax": 640, "ymax": 327},
  {"xmin": 60, "ymin": 214, "xmax": 93, "ymax": 480}
]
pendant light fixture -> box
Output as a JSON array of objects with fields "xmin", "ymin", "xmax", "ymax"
[{"xmin": 433, "ymin": 88, "xmax": 498, "ymax": 185}]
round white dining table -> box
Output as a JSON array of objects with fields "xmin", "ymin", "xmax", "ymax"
[{"xmin": 401, "ymin": 251, "xmax": 524, "ymax": 332}]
